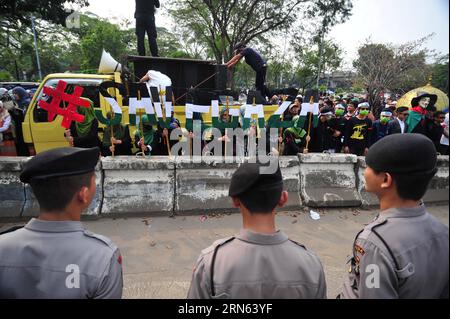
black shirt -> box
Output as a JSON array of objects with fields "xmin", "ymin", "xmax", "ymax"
[
  {"xmin": 135, "ymin": 0, "xmax": 160, "ymax": 18},
  {"xmin": 344, "ymin": 117, "xmax": 372, "ymax": 149},
  {"xmin": 241, "ymin": 48, "xmax": 266, "ymax": 71}
]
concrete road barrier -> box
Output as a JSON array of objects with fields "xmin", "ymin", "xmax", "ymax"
[
  {"xmin": 423, "ymin": 155, "xmax": 449, "ymax": 204},
  {"xmin": 298, "ymin": 153, "xmax": 361, "ymax": 207},
  {"xmin": 279, "ymin": 156, "xmax": 302, "ymax": 209},
  {"xmin": 356, "ymin": 157, "xmax": 379, "ymax": 207},
  {"xmin": 0, "ymin": 157, "xmax": 27, "ymax": 218},
  {"xmin": 101, "ymin": 156, "xmax": 174, "ymax": 215},
  {"xmin": 175, "ymin": 157, "xmax": 239, "ymax": 213}
]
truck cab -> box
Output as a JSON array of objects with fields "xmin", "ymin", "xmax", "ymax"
[{"xmin": 22, "ymin": 72, "xmax": 129, "ymax": 154}]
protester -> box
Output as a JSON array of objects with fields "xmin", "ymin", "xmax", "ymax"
[
  {"xmin": 283, "ymin": 98, "xmax": 301, "ymax": 122},
  {"xmin": 102, "ymin": 112, "xmax": 133, "ymax": 156},
  {"xmin": 12, "ymin": 86, "xmax": 31, "ymax": 112},
  {"xmin": 188, "ymin": 162, "xmax": 326, "ymax": 299},
  {"xmin": 344, "ymin": 102, "xmax": 372, "ymax": 156},
  {"xmin": 387, "ymin": 106, "xmax": 409, "ymax": 134},
  {"xmin": 282, "ymin": 115, "xmax": 309, "ymax": 155},
  {"xmin": 0, "ymin": 101, "xmax": 11, "ymax": 138},
  {"xmin": 226, "ymin": 43, "xmax": 270, "ymax": 99},
  {"xmin": 135, "ymin": 0, "xmax": 160, "ymax": 56},
  {"xmin": 406, "ymin": 92, "xmax": 437, "ymax": 134},
  {"xmin": 329, "ymin": 103, "xmax": 347, "ymax": 153},
  {"xmin": 134, "ymin": 114, "xmax": 169, "ymax": 155},
  {"xmin": 344, "ymin": 99, "xmax": 357, "ymax": 120},
  {"xmin": 440, "ymin": 113, "xmax": 449, "ymax": 155},
  {"xmin": 64, "ymin": 98, "xmax": 101, "ymax": 149},
  {"xmin": 370, "ymin": 108, "xmax": 392, "ymax": 145},
  {"xmin": 426, "ymin": 111, "xmax": 446, "ymax": 153},
  {"xmin": 310, "ymin": 107, "xmax": 337, "ymax": 153}
]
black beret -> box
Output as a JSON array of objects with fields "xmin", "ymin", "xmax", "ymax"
[
  {"xmin": 20, "ymin": 147, "xmax": 100, "ymax": 183},
  {"xmin": 366, "ymin": 134, "xmax": 437, "ymax": 175},
  {"xmin": 229, "ymin": 162, "xmax": 283, "ymax": 197}
]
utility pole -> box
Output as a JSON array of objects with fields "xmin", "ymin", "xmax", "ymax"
[
  {"xmin": 31, "ymin": 16, "xmax": 43, "ymax": 80},
  {"xmin": 315, "ymin": 27, "xmax": 324, "ymax": 90}
]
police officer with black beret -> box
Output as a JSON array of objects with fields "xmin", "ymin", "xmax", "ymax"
[
  {"xmin": 339, "ymin": 134, "xmax": 449, "ymax": 298},
  {"xmin": 0, "ymin": 147, "xmax": 123, "ymax": 298},
  {"xmin": 188, "ymin": 162, "xmax": 327, "ymax": 299}
]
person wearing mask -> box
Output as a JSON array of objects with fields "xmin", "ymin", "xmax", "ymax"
[
  {"xmin": 388, "ymin": 106, "xmax": 409, "ymax": 135},
  {"xmin": 344, "ymin": 103, "xmax": 372, "ymax": 156},
  {"xmin": 135, "ymin": 0, "xmax": 160, "ymax": 56},
  {"xmin": 328, "ymin": 104, "xmax": 347, "ymax": 153},
  {"xmin": 371, "ymin": 108, "xmax": 392, "ymax": 145},
  {"xmin": 406, "ymin": 92, "xmax": 437, "ymax": 135},
  {"xmin": 64, "ymin": 98, "xmax": 101, "ymax": 149}
]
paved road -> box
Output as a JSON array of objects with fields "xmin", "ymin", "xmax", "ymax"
[{"xmin": 1, "ymin": 205, "xmax": 448, "ymax": 298}]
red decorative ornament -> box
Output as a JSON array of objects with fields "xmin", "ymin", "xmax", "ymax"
[{"xmin": 38, "ymin": 80, "xmax": 90, "ymax": 129}]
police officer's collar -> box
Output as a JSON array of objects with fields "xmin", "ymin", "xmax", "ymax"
[
  {"xmin": 378, "ymin": 204, "xmax": 426, "ymax": 220},
  {"xmin": 25, "ymin": 218, "xmax": 85, "ymax": 233},
  {"xmin": 237, "ymin": 228, "xmax": 288, "ymax": 245}
]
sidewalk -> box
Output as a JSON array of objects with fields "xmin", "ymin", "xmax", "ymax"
[{"xmin": 1, "ymin": 205, "xmax": 448, "ymax": 298}]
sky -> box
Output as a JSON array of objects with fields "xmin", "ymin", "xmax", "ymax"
[{"xmin": 79, "ymin": 0, "xmax": 449, "ymax": 68}]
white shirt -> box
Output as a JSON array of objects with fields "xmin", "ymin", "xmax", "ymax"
[{"xmin": 397, "ymin": 118, "xmax": 406, "ymax": 134}]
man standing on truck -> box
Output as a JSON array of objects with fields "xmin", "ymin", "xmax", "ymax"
[
  {"xmin": 226, "ymin": 43, "xmax": 270, "ymax": 100},
  {"xmin": 135, "ymin": 0, "xmax": 160, "ymax": 57}
]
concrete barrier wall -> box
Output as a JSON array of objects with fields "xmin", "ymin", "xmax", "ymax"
[
  {"xmin": 175, "ymin": 157, "xmax": 239, "ymax": 213},
  {"xmin": 299, "ymin": 154, "xmax": 361, "ymax": 207},
  {"xmin": 424, "ymin": 156, "xmax": 449, "ymax": 204},
  {"xmin": 0, "ymin": 155, "xmax": 448, "ymax": 218},
  {"xmin": 0, "ymin": 157, "xmax": 27, "ymax": 218},
  {"xmin": 102, "ymin": 156, "xmax": 174, "ymax": 215}
]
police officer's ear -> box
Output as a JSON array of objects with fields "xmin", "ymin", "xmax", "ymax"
[
  {"xmin": 277, "ymin": 191, "xmax": 289, "ymax": 208},
  {"xmin": 380, "ymin": 172, "xmax": 394, "ymax": 190},
  {"xmin": 231, "ymin": 196, "xmax": 242, "ymax": 209},
  {"xmin": 76, "ymin": 174, "xmax": 96, "ymax": 206}
]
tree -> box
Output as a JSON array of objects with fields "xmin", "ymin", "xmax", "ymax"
[
  {"xmin": 305, "ymin": 0, "xmax": 353, "ymax": 87},
  {"xmin": 291, "ymin": 39, "xmax": 344, "ymax": 91},
  {"xmin": 0, "ymin": 0, "xmax": 88, "ymax": 28},
  {"xmin": 431, "ymin": 54, "xmax": 449, "ymax": 95},
  {"xmin": 168, "ymin": 0, "xmax": 352, "ymax": 89},
  {"xmin": 353, "ymin": 36, "xmax": 431, "ymax": 115}
]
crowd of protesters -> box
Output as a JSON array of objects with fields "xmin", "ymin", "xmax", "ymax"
[{"xmin": 273, "ymin": 93, "xmax": 449, "ymax": 156}]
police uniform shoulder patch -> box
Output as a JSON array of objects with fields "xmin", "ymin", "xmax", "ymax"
[{"xmin": 83, "ymin": 230, "xmax": 117, "ymax": 251}]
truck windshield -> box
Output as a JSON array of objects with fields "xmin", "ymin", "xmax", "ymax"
[{"xmin": 33, "ymin": 78, "xmax": 103, "ymax": 123}]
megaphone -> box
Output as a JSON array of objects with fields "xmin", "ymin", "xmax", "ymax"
[{"xmin": 98, "ymin": 50, "xmax": 122, "ymax": 74}]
